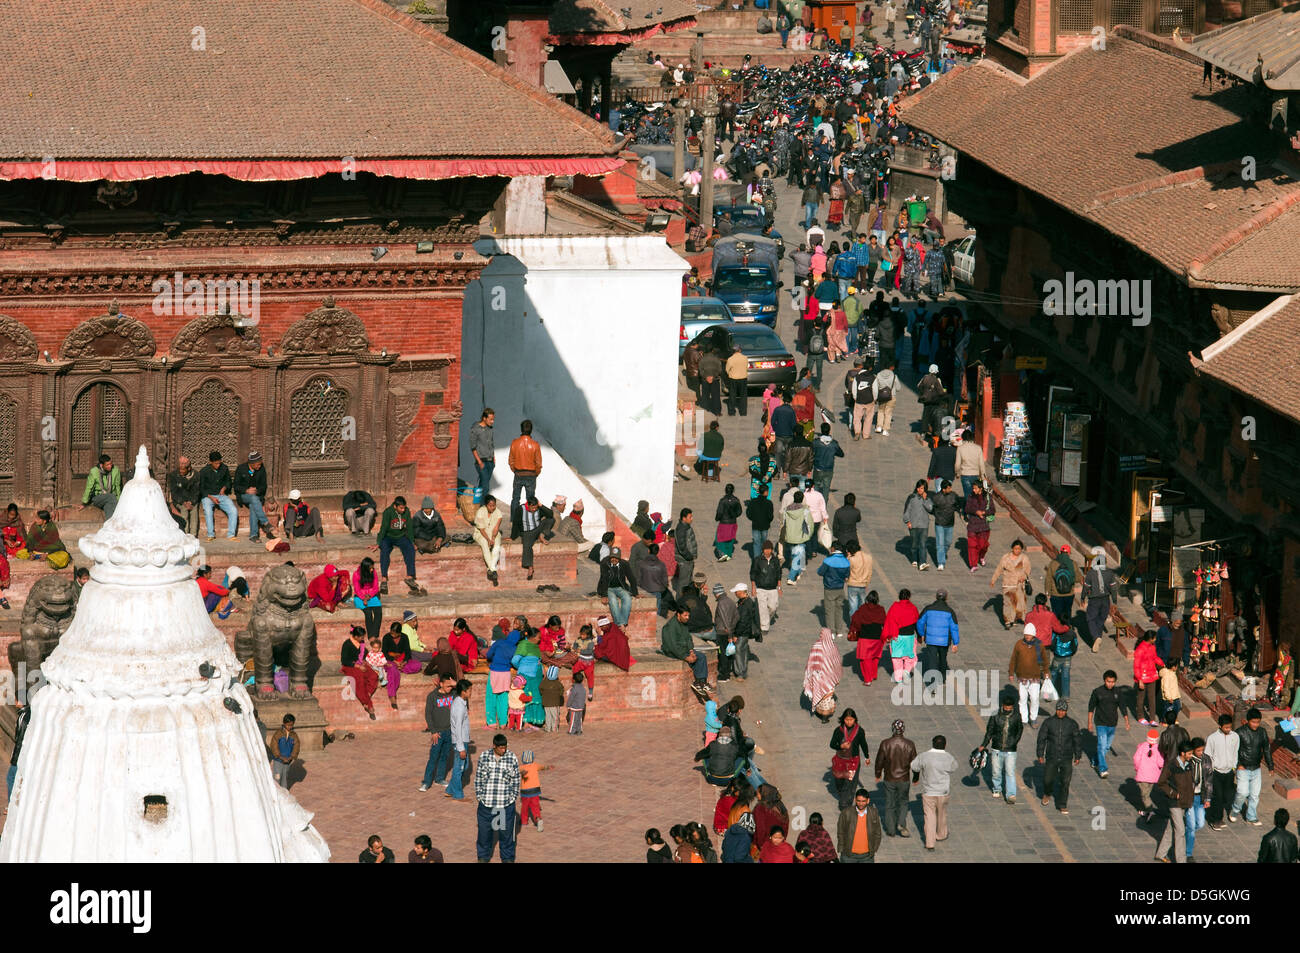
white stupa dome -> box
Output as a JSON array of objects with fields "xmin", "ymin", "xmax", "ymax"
[{"xmin": 0, "ymin": 446, "xmax": 328, "ymax": 863}]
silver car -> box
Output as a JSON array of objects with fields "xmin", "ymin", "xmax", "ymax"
[{"xmin": 680, "ymin": 296, "xmax": 737, "ymax": 355}]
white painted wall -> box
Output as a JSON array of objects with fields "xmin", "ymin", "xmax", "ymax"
[{"xmin": 459, "ymin": 235, "xmax": 686, "ymax": 531}]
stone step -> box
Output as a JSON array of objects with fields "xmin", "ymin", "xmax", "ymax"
[
  {"xmin": 311, "ymin": 655, "xmax": 693, "ymax": 730},
  {"xmin": 1, "ymin": 537, "xmax": 582, "ymax": 605},
  {"xmin": 0, "ymin": 594, "xmax": 665, "ymax": 677}
]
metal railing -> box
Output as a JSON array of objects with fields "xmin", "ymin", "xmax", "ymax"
[{"xmin": 616, "ymin": 81, "xmax": 744, "ymax": 105}]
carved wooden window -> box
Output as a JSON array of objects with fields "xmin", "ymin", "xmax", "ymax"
[
  {"xmin": 1107, "ymin": 0, "xmax": 1145, "ymax": 28},
  {"xmin": 70, "ymin": 382, "xmax": 129, "ymax": 478},
  {"xmin": 290, "ymin": 377, "xmax": 350, "ymax": 464},
  {"xmin": 0, "ymin": 392, "xmax": 15, "ymax": 477},
  {"xmin": 1059, "ymin": 0, "xmax": 1095, "ymax": 32},
  {"xmin": 182, "ymin": 379, "xmax": 241, "ymax": 469}
]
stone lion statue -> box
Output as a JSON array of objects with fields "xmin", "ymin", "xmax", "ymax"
[
  {"xmin": 234, "ymin": 565, "xmax": 317, "ymax": 698},
  {"xmin": 8, "ymin": 574, "xmax": 80, "ymax": 676}
]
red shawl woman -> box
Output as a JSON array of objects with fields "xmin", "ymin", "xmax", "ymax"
[
  {"xmin": 849, "ymin": 599, "xmax": 889, "ymax": 685},
  {"xmin": 882, "ymin": 595, "xmax": 920, "ymax": 680},
  {"xmin": 539, "ymin": 622, "xmax": 577, "ymax": 669},
  {"xmin": 594, "ymin": 621, "xmax": 636, "ymax": 671},
  {"xmin": 0, "ymin": 505, "xmax": 25, "ymax": 558},
  {"xmin": 307, "ymin": 564, "xmax": 351, "ymax": 613}
]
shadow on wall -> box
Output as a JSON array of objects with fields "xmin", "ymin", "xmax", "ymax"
[{"xmin": 458, "ymin": 254, "xmax": 615, "ymax": 484}]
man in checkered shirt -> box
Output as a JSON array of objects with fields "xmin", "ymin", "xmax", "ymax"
[{"xmin": 474, "ymin": 734, "xmax": 521, "ymax": 862}]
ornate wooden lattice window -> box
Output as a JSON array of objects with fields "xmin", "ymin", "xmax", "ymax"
[
  {"xmin": 289, "ymin": 377, "xmax": 352, "ymax": 491},
  {"xmin": 0, "ymin": 392, "xmax": 15, "ymax": 478},
  {"xmin": 182, "ymin": 379, "xmax": 241, "ymax": 469},
  {"xmin": 1108, "ymin": 0, "xmax": 1145, "ymax": 27},
  {"xmin": 1059, "ymin": 0, "xmax": 1096, "ymax": 33}
]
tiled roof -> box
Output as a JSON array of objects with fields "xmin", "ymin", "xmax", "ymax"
[
  {"xmin": 1195, "ymin": 295, "xmax": 1300, "ymax": 422},
  {"xmin": 550, "ymin": 0, "xmax": 698, "ymax": 35},
  {"xmin": 900, "ymin": 35, "xmax": 1300, "ymax": 290},
  {"xmin": 0, "ymin": 0, "xmax": 616, "ymax": 166},
  {"xmin": 1186, "ymin": 2, "xmax": 1300, "ymax": 91}
]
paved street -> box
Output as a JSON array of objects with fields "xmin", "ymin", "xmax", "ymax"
[
  {"xmin": 655, "ymin": 165, "xmax": 1285, "ymax": 863},
  {"xmin": 277, "ymin": 166, "xmax": 1284, "ymax": 864}
]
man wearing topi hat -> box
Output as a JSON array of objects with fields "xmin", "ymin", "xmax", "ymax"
[
  {"xmin": 553, "ymin": 497, "xmax": 586, "ymax": 543},
  {"xmin": 1036, "ymin": 698, "xmax": 1082, "ymax": 815}
]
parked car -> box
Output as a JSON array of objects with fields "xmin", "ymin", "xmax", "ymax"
[
  {"xmin": 951, "ymin": 233, "xmax": 976, "ymax": 285},
  {"xmin": 681, "ymin": 296, "xmax": 737, "ymax": 355},
  {"xmin": 713, "ymin": 204, "xmax": 784, "ymax": 257},
  {"xmin": 710, "ymin": 236, "xmax": 782, "ymax": 325},
  {"xmin": 685, "ymin": 322, "xmax": 796, "ymax": 392}
]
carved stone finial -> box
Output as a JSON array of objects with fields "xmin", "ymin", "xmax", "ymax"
[
  {"xmin": 109, "ymin": 299, "xmax": 120, "ymax": 316},
  {"xmin": 321, "ymin": 296, "xmax": 335, "ymax": 309}
]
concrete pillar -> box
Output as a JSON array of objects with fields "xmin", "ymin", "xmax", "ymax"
[
  {"xmin": 699, "ymin": 97, "xmax": 720, "ymax": 238},
  {"xmin": 579, "ymin": 74, "xmax": 593, "ymax": 114},
  {"xmin": 493, "ymin": 176, "xmax": 546, "ymax": 235}
]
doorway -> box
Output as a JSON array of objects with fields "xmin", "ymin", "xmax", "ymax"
[{"xmin": 70, "ymin": 382, "xmax": 130, "ymax": 484}]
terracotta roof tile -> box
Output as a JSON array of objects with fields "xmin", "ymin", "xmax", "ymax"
[
  {"xmin": 0, "ymin": 0, "xmax": 616, "ymax": 165},
  {"xmin": 1196, "ymin": 295, "xmax": 1300, "ymax": 421},
  {"xmin": 901, "ymin": 36, "xmax": 1299, "ymax": 289}
]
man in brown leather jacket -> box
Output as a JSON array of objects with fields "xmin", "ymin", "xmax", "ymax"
[
  {"xmin": 508, "ymin": 419, "xmax": 543, "ymax": 538},
  {"xmin": 874, "ymin": 719, "xmax": 918, "ymax": 837}
]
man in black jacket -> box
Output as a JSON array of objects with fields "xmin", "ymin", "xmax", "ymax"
[
  {"xmin": 929, "ymin": 480, "xmax": 959, "ymax": 571},
  {"xmin": 1037, "ymin": 699, "xmax": 1082, "ymax": 814},
  {"xmin": 233, "ymin": 450, "xmax": 276, "ymax": 543},
  {"xmin": 412, "ymin": 496, "xmax": 447, "ymax": 554},
  {"xmin": 596, "ymin": 548, "xmax": 638, "ymax": 628},
  {"xmin": 1258, "ymin": 809, "xmax": 1298, "ymax": 863},
  {"xmin": 749, "ymin": 539, "xmax": 782, "ymax": 639},
  {"xmin": 1231, "ymin": 708, "xmax": 1275, "ymax": 825},
  {"xmin": 733, "ymin": 583, "xmax": 759, "ymax": 682},
  {"xmin": 674, "ymin": 508, "xmax": 698, "ymax": 597},
  {"xmin": 746, "ymin": 485, "xmax": 774, "ymax": 557},
  {"xmin": 636, "ymin": 543, "xmax": 670, "ymax": 615},
  {"xmin": 980, "ymin": 693, "xmax": 1023, "ymax": 803},
  {"xmin": 166, "ymin": 455, "xmax": 201, "ymax": 535},
  {"xmin": 198, "ymin": 450, "xmax": 238, "ymax": 541},
  {"xmin": 831, "ymin": 493, "xmax": 861, "ymax": 549},
  {"xmin": 343, "ymin": 488, "xmax": 378, "ymax": 535}
]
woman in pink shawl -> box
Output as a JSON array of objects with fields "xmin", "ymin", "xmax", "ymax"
[{"xmin": 803, "ymin": 628, "xmax": 841, "ymax": 724}]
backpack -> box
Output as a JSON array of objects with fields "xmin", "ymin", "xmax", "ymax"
[
  {"xmin": 1053, "ymin": 561, "xmax": 1075, "ymax": 592},
  {"xmin": 809, "ymin": 332, "xmax": 826, "ymax": 355},
  {"xmin": 875, "ymin": 374, "xmax": 893, "ymax": 404},
  {"xmin": 588, "ymin": 542, "xmax": 604, "ymax": 564},
  {"xmin": 918, "ymin": 376, "xmax": 944, "ymax": 405},
  {"xmin": 1054, "ymin": 630, "xmax": 1078, "ymax": 658}
]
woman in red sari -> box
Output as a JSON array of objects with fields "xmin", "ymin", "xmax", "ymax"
[
  {"xmin": 539, "ymin": 614, "xmax": 577, "ymax": 669},
  {"xmin": 448, "ymin": 617, "xmax": 481, "ymax": 670},
  {"xmin": 849, "ymin": 590, "xmax": 889, "ymax": 685},
  {"xmin": 882, "ymin": 588, "xmax": 920, "ymax": 681},
  {"xmin": 0, "ymin": 503, "xmax": 25, "ymax": 558},
  {"xmin": 306, "ymin": 563, "xmax": 352, "ymax": 613}
]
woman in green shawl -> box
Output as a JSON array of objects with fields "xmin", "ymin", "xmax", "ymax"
[{"xmin": 512, "ymin": 627, "xmax": 546, "ymax": 728}]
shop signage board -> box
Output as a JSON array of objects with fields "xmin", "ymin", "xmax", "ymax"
[
  {"xmin": 1015, "ymin": 356, "xmax": 1048, "ymax": 370},
  {"xmin": 1119, "ymin": 455, "xmax": 1149, "ymax": 472}
]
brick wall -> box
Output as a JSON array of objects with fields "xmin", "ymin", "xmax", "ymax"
[{"xmin": 0, "ymin": 292, "xmax": 463, "ymax": 357}]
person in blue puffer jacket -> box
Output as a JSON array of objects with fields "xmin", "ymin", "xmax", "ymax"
[
  {"xmin": 916, "ymin": 589, "xmax": 960, "ymax": 681},
  {"xmin": 818, "ymin": 545, "xmax": 852, "ymax": 637}
]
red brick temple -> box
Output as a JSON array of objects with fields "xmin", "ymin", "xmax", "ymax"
[{"xmin": 0, "ymin": 0, "xmax": 620, "ymax": 512}]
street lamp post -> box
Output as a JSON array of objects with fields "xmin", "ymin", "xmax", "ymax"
[{"xmin": 672, "ymin": 97, "xmax": 687, "ymax": 191}]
